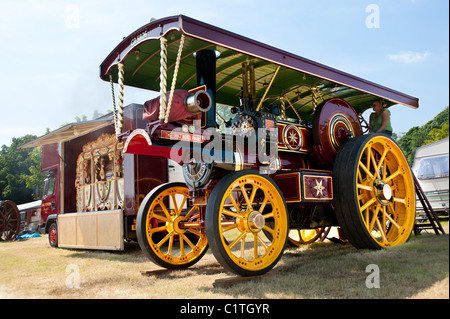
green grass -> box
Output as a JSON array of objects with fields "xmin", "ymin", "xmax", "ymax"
[
  {"xmin": 1, "ymin": 225, "xmax": 448, "ymax": 299},
  {"xmin": 206, "ymin": 228, "xmax": 449, "ymax": 299}
]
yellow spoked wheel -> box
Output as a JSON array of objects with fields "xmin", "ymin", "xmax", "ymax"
[
  {"xmin": 205, "ymin": 170, "xmax": 289, "ymax": 276},
  {"xmin": 136, "ymin": 183, "xmax": 208, "ymax": 269},
  {"xmin": 333, "ymin": 134, "xmax": 416, "ymax": 249},
  {"xmin": 288, "ymin": 227, "xmax": 331, "ymax": 246}
]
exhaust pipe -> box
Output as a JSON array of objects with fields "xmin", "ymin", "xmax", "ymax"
[
  {"xmin": 185, "ymin": 90, "xmax": 212, "ymax": 114},
  {"xmin": 143, "ymin": 89, "xmax": 212, "ymax": 122},
  {"xmin": 196, "ymin": 50, "xmax": 217, "ymax": 128}
]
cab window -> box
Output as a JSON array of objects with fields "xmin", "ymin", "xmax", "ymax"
[{"xmin": 43, "ymin": 176, "xmax": 56, "ymax": 196}]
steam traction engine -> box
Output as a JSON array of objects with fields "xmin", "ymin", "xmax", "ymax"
[{"xmin": 100, "ymin": 16, "xmax": 418, "ymax": 276}]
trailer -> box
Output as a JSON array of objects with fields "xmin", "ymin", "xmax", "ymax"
[
  {"xmin": 97, "ymin": 15, "xmax": 420, "ymax": 276},
  {"xmin": 412, "ymin": 137, "xmax": 449, "ymax": 216},
  {"xmin": 19, "ymin": 104, "xmax": 184, "ymax": 250},
  {"xmin": 17, "ymin": 200, "xmax": 42, "ymax": 233}
]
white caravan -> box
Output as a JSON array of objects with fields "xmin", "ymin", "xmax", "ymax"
[{"xmin": 412, "ymin": 137, "xmax": 449, "ymax": 216}]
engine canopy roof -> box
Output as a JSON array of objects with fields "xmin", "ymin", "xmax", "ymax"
[{"xmin": 100, "ymin": 15, "xmax": 418, "ymax": 121}]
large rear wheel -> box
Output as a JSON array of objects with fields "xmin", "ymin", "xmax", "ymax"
[
  {"xmin": 205, "ymin": 170, "xmax": 289, "ymax": 276},
  {"xmin": 333, "ymin": 134, "xmax": 416, "ymax": 249},
  {"xmin": 136, "ymin": 183, "xmax": 209, "ymax": 269}
]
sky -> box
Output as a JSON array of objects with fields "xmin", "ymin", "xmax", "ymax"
[{"xmin": 0, "ymin": 0, "xmax": 448, "ymax": 147}]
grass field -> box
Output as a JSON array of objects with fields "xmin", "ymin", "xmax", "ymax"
[{"xmin": 1, "ymin": 224, "xmax": 448, "ymax": 299}]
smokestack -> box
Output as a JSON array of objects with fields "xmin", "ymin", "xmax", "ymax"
[{"xmin": 196, "ymin": 50, "xmax": 217, "ymax": 128}]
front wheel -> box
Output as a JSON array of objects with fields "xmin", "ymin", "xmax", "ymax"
[
  {"xmin": 205, "ymin": 170, "xmax": 289, "ymax": 276},
  {"xmin": 136, "ymin": 183, "xmax": 209, "ymax": 269},
  {"xmin": 333, "ymin": 134, "xmax": 416, "ymax": 249},
  {"xmin": 48, "ymin": 222, "xmax": 58, "ymax": 247}
]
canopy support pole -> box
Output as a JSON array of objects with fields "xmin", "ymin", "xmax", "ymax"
[
  {"xmin": 117, "ymin": 63, "xmax": 125, "ymax": 136},
  {"xmin": 256, "ymin": 65, "xmax": 280, "ymax": 111},
  {"xmin": 109, "ymin": 74, "xmax": 119, "ymax": 137},
  {"xmin": 158, "ymin": 37, "xmax": 168, "ymax": 120},
  {"xmin": 165, "ymin": 35, "xmax": 185, "ymax": 123},
  {"xmin": 109, "ymin": 62, "xmax": 125, "ymax": 140}
]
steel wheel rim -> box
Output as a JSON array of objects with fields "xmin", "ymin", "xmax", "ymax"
[
  {"xmin": 356, "ymin": 135, "xmax": 415, "ymax": 247},
  {"xmin": 49, "ymin": 226, "xmax": 57, "ymax": 245},
  {"xmin": 218, "ymin": 175, "xmax": 288, "ymax": 272},
  {"xmin": 144, "ymin": 186, "xmax": 208, "ymax": 266}
]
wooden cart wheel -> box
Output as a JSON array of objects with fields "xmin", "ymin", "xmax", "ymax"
[
  {"xmin": 205, "ymin": 170, "xmax": 289, "ymax": 276},
  {"xmin": 333, "ymin": 134, "xmax": 416, "ymax": 249},
  {"xmin": 136, "ymin": 183, "xmax": 208, "ymax": 269},
  {"xmin": 0, "ymin": 200, "xmax": 21, "ymax": 241},
  {"xmin": 287, "ymin": 227, "xmax": 331, "ymax": 246}
]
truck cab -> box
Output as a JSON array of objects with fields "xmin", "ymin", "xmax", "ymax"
[{"xmin": 41, "ymin": 169, "xmax": 58, "ymax": 227}]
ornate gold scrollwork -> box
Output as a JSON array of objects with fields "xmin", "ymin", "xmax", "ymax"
[{"xmin": 75, "ymin": 133, "xmax": 124, "ymax": 212}]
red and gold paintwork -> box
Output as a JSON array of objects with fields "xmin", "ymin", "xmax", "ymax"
[
  {"xmin": 277, "ymin": 121, "xmax": 312, "ymax": 153},
  {"xmin": 273, "ymin": 170, "xmax": 333, "ymax": 203}
]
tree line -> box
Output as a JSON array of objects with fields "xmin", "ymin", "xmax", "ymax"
[
  {"xmin": 395, "ymin": 106, "xmax": 449, "ymax": 165},
  {"xmin": 1, "ymin": 106, "xmax": 448, "ymax": 205},
  {"xmin": 0, "ymin": 135, "xmax": 45, "ymax": 204},
  {"xmin": 0, "ymin": 109, "xmax": 107, "ymax": 205}
]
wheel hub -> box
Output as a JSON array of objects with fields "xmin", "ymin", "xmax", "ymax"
[
  {"xmin": 247, "ymin": 211, "xmax": 265, "ymax": 233},
  {"xmin": 373, "ymin": 179, "xmax": 392, "ymax": 204},
  {"xmin": 167, "ymin": 215, "xmax": 186, "ymax": 234},
  {"xmin": 381, "ymin": 183, "xmax": 392, "ymax": 201}
]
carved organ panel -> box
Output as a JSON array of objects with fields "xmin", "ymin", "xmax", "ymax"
[{"xmin": 75, "ymin": 134, "xmax": 124, "ymax": 212}]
